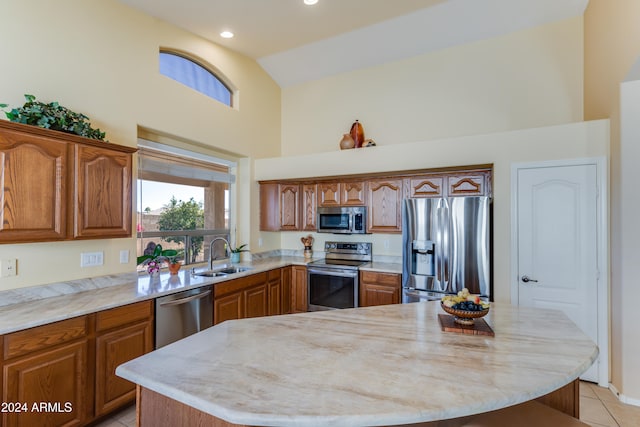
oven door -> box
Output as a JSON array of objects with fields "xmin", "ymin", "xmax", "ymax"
[{"xmin": 307, "ymin": 266, "xmax": 358, "ymax": 311}]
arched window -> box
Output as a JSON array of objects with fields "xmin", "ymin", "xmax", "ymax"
[{"xmin": 159, "ymin": 51, "xmax": 233, "ymax": 107}]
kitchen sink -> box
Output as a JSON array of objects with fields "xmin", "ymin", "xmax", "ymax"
[
  {"xmin": 194, "ymin": 271, "xmax": 229, "ymax": 277},
  {"xmin": 217, "ymin": 267, "xmax": 252, "ymax": 274},
  {"xmin": 193, "ymin": 266, "xmax": 252, "ymax": 277}
]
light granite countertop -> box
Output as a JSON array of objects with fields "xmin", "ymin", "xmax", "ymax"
[
  {"xmin": 0, "ymin": 254, "xmax": 403, "ymax": 335},
  {"xmin": 0, "ymin": 256, "xmax": 312, "ymax": 335},
  {"xmin": 117, "ymin": 301, "xmax": 598, "ymax": 427}
]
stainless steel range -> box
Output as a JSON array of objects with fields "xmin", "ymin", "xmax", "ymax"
[{"xmin": 306, "ymin": 241, "xmax": 372, "ymax": 311}]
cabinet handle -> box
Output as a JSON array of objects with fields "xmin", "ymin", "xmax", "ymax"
[{"xmin": 159, "ymin": 290, "xmax": 211, "ymax": 307}]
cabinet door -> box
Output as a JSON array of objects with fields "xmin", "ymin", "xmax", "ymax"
[
  {"xmin": 317, "ymin": 182, "xmax": 340, "ymax": 207},
  {"xmin": 359, "ymin": 271, "xmax": 401, "ymax": 307},
  {"xmin": 267, "ymin": 269, "xmax": 282, "ymax": 316},
  {"xmin": 447, "ymin": 174, "xmax": 486, "ymax": 196},
  {"xmin": 74, "ymin": 145, "xmax": 132, "ymax": 238},
  {"xmin": 301, "ymin": 184, "xmax": 317, "ymax": 231},
  {"xmin": 214, "ymin": 292, "xmax": 243, "ymax": 325},
  {"xmin": 281, "ymin": 267, "xmax": 292, "ymax": 315},
  {"xmin": 291, "ymin": 266, "xmax": 308, "ymax": 313},
  {"xmin": 341, "ymin": 181, "xmax": 366, "ymax": 206},
  {"xmin": 244, "ymin": 284, "xmax": 268, "ymax": 319},
  {"xmin": 95, "ymin": 321, "xmax": 152, "ymax": 417},
  {"xmin": 259, "ymin": 183, "xmax": 280, "ymax": 231},
  {"xmin": 406, "ymin": 176, "xmax": 444, "ymax": 199},
  {"xmin": 366, "ymin": 178, "xmax": 404, "ymax": 233},
  {"xmin": 3, "ymin": 341, "xmax": 88, "ymax": 427},
  {"xmin": 0, "ymin": 128, "xmax": 68, "ymax": 242},
  {"xmin": 279, "ymin": 184, "xmax": 300, "ymax": 230}
]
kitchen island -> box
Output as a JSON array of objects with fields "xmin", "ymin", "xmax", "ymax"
[{"xmin": 116, "ymin": 301, "xmax": 597, "ymax": 427}]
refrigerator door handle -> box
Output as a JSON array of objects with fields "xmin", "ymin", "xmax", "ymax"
[{"xmin": 441, "ymin": 199, "xmax": 450, "ymax": 290}]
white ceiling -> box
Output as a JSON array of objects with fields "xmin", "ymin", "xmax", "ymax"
[{"xmin": 118, "ymin": 0, "xmax": 589, "ymax": 87}]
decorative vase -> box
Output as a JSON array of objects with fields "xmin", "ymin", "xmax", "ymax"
[
  {"xmin": 350, "ymin": 119, "xmax": 365, "ymax": 148},
  {"xmin": 304, "ymin": 247, "xmax": 313, "ymax": 260},
  {"xmin": 231, "ymin": 252, "xmax": 241, "ymax": 263},
  {"xmin": 339, "ymin": 133, "xmax": 355, "ymax": 150},
  {"xmin": 168, "ymin": 262, "xmax": 181, "ymax": 275}
]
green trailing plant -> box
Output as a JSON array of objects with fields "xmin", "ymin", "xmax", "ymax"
[{"xmin": 0, "ymin": 94, "xmax": 107, "ymax": 141}]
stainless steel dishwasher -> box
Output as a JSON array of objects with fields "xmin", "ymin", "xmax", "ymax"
[{"xmin": 155, "ymin": 285, "xmax": 213, "ymax": 349}]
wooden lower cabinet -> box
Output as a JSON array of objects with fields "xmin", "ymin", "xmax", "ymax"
[
  {"xmin": 94, "ymin": 301, "xmax": 153, "ymax": 418},
  {"xmin": 281, "ymin": 267, "xmax": 292, "ymax": 314},
  {"xmin": 3, "ymin": 341, "xmax": 88, "ymax": 427},
  {"xmin": 1, "ymin": 300, "xmax": 153, "ymax": 427},
  {"xmin": 214, "ymin": 292, "xmax": 243, "ymax": 324},
  {"xmin": 291, "ymin": 266, "xmax": 308, "ymax": 313},
  {"xmin": 267, "ymin": 269, "xmax": 282, "ymax": 316},
  {"xmin": 359, "ymin": 271, "xmax": 401, "ymax": 307},
  {"xmin": 214, "ymin": 271, "xmax": 283, "ymax": 325}
]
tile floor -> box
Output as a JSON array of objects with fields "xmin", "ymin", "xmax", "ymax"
[{"xmin": 95, "ymin": 381, "xmax": 640, "ymax": 427}]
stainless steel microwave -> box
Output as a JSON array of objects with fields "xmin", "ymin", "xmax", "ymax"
[{"xmin": 317, "ymin": 206, "xmax": 367, "ymax": 234}]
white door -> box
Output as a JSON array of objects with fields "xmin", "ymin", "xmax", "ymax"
[{"xmin": 515, "ymin": 163, "xmax": 599, "ymax": 382}]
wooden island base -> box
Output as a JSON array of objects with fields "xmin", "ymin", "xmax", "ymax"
[{"xmin": 137, "ymin": 379, "xmax": 583, "ymax": 427}]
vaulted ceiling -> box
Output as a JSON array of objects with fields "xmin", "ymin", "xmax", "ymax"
[{"xmin": 118, "ymin": 0, "xmax": 589, "ymax": 87}]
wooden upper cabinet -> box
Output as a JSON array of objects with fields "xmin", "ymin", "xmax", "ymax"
[
  {"xmin": 341, "ymin": 181, "xmax": 366, "ymax": 206},
  {"xmin": 279, "ymin": 184, "xmax": 300, "ymax": 230},
  {"xmin": 318, "ymin": 181, "xmax": 366, "ymax": 207},
  {"xmin": 259, "ymin": 183, "xmax": 300, "ymax": 231},
  {"xmin": 318, "ymin": 182, "xmax": 340, "ymax": 207},
  {"xmin": 0, "ymin": 123, "xmax": 68, "ymax": 242},
  {"xmin": 447, "ymin": 174, "xmax": 487, "ymax": 197},
  {"xmin": 367, "ymin": 178, "xmax": 403, "ymax": 233},
  {"xmin": 406, "ymin": 176, "xmax": 444, "ymax": 199},
  {"xmin": 0, "ymin": 120, "xmax": 134, "ymax": 243},
  {"xmin": 74, "ymin": 144, "xmax": 132, "ymax": 238},
  {"xmin": 301, "ymin": 184, "xmax": 317, "ymax": 231}
]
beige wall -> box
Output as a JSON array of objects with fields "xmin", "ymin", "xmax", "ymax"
[
  {"xmin": 256, "ymin": 120, "xmax": 609, "ymax": 304},
  {"xmin": 0, "ymin": 0, "xmax": 280, "ymax": 291},
  {"xmin": 584, "ymin": 0, "xmax": 640, "ymax": 403},
  {"xmin": 584, "ymin": 0, "xmax": 640, "ymax": 120},
  {"xmin": 281, "ymin": 16, "xmax": 584, "ymax": 156}
]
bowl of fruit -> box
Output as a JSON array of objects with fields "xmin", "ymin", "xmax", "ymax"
[{"xmin": 441, "ymin": 288, "xmax": 490, "ymax": 326}]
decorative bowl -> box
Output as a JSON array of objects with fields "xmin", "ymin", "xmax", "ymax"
[{"xmin": 440, "ymin": 302, "xmax": 490, "ymax": 326}]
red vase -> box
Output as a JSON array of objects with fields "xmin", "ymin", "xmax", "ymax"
[{"xmin": 350, "ymin": 120, "xmax": 364, "ymax": 148}]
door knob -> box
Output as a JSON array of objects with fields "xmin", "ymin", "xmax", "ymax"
[{"xmin": 521, "ymin": 275, "xmax": 538, "ymax": 283}]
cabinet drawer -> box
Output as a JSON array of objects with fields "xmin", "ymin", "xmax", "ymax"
[
  {"xmin": 267, "ymin": 268, "xmax": 281, "ymax": 281},
  {"xmin": 96, "ymin": 300, "xmax": 153, "ymax": 332},
  {"xmin": 361, "ymin": 271, "xmax": 401, "ymax": 287},
  {"xmin": 4, "ymin": 316, "xmax": 88, "ymax": 360}
]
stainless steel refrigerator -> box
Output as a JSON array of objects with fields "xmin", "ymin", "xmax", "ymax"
[{"xmin": 402, "ymin": 196, "xmax": 490, "ymax": 303}]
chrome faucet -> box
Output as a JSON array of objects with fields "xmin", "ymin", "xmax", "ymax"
[{"xmin": 209, "ymin": 237, "xmax": 230, "ymax": 270}]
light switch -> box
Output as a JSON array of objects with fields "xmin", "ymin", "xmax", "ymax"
[
  {"xmin": 1, "ymin": 258, "xmax": 17, "ymax": 277},
  {"xmin": 119, "ymin": 250, "xmax": 129, "ymax": 264},
  {"xmin": 81, "ymin": 252, "xmax": 104, "ymax": 267}
]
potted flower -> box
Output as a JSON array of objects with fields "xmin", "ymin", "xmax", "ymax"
[
  {"xmin": 229, "ymin": 244, "xmax": 249, "ymax": 264},
  {"xmin": 137, "ymin": 243, "xmax": 179, "ymax": 276}
]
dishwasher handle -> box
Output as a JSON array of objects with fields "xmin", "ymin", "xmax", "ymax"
[{"xmin": 159, "ymin": 290, "xmax": 211, "ymax": 307}]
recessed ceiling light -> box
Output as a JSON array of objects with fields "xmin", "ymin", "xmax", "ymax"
[
  {"xmin": 304, "ymin": 0, "xmax": 318, "ymax": 5},
  {"xmin": 220, "ymin": 31, "xmax": 234, "ymax": 39}
]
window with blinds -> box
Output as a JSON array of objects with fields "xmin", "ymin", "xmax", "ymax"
[{"xmin": 136, "ymin": 139, "xmax": 236, "ymax": 268}]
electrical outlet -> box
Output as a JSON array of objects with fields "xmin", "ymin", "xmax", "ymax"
[
  {"xmin": 1, "ymin": 258, "xmax": 17, "ymax": 277},
  {"xmin": 119, "ymin": 250, "xmax": 129, "ymax": 264},
  {"xmin": 81, "ymin": 252, "xmax": 104, "ymax": 267},
  {"xmin": 258, "ymin": 238, "xmax": 263, "ymax": 247}
]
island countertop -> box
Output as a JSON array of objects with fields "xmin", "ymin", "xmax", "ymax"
[{"xmin": 116, "ymin": 301, "xmax": 598, "ymax": 427}]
